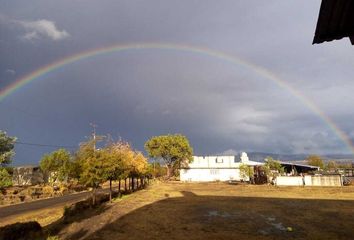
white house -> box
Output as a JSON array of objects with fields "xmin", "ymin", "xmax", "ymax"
[{"xmin": 180, "ymin": 152, "xmax": 263, "ymax": 182}]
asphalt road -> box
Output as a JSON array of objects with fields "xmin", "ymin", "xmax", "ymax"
[{"xmin": 0, "ymin": 188, "xmax": 111, "ymax": 219}]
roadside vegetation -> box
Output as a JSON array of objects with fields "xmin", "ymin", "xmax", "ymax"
[
  {"xmin": 1, "ymin": 132, "xmax": 192, "ymax": 206},
  {"xmin": 0, "ymin": 130, "xmax": 16, "ymax": 189},
  {"xmin": 38, "ymin": 136, "xmax": 152, "ymax": 205}
]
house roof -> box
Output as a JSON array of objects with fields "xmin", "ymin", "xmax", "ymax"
[
  {"xmin": 279, "ymin": 161, "xmax": 320, "ymax": 170},
  {"xmin": 313, "ymin": 0, "xmax": 354, "ymax": 45}
]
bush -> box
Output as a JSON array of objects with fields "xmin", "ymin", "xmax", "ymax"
[
  {"xmin": 42, "ymin": 186, "xmax": 55, "ymax": 196},
  {"xmin": 25, "ymin": 187, "xmax": 42, "ymax": 199},
  {"xmin": 59, "ymin": 184, "xmax": 69, "ymax": 195},
  {"xmin": 69, "ymin": 184, "xmax": 86, "ymax": 192},
  {"xmin": 0, "ymin": 168, "xmax": 12, "ymax": 189}
]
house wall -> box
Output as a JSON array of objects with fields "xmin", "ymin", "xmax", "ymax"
[
  {"xmin": 180, "ymin": 153, "xmax": 263, "ymax": 182},
  {"xmin": 180, "ymin": 168, "xmax": 242, "ymax": 182},
  {"xmin": 189, "ymin": 156, "xmax": 238, "ymax": 168}
]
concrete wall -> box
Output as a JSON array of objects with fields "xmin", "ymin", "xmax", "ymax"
[
  {"xmin": 276, "ymin": 176, "xmax": 304, "ymax": 186},
  {"xmin": 276, "ymin": 175, "xmax": 342, "ymax": 187},
  {"xmin": 180, "ymin": 168, "xmax": 242, "ymax": 182},
  {"xmin": 309, "ymin": 175, "xmax": 342, "ymax": 186},
  {"xmin": 304, "ymin": 176, "xmax": 312, "ymax": 186}
]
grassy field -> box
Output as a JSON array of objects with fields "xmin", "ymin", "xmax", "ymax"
[{"xmin": 3, "ymin": 181, "xmax": 354, "ymax": 239}]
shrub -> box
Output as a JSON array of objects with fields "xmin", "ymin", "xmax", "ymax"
[
  {"xmin": 0, "ymin": 168, "xmax": 12, "ymax": 189},
  {"xmin": 42, "ymin": 186, "xmax": 55, "ymax": 196},
  {"xmin": 59, "ymin": 184, "xmax": 69, "ymax": 195}
]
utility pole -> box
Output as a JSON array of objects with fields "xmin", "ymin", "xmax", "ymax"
[{"xmin": 90, "ymin": 123, "xmax": 97, "ymax": 151}]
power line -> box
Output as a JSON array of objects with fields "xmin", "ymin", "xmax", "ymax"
[{"xmin": 15, "ymin": 141, "xmax": 77, "ymax": 149}]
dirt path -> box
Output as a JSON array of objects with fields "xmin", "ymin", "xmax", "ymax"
[{"xmin": 55, "ymin": 182, "xmax": 354, "ymax": 240}]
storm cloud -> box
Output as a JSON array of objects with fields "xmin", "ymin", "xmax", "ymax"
[{"xmin": 1, "ymin": 0, "xmax": 354, "ymax": 165}]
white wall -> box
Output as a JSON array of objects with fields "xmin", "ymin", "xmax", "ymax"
[
  {"xmin": 277, "ymin": 175, "xmax": 343, "ymax": 186},
  {"xmin": 276, "ymin": 176, "xmax": 304, "ymax": 186},
  {"xmin": 180, "ymin": 168, "xmax": 241, "ymax": 182},
  {"xmin": 309, "ymin": 175, "xmax": 342, "ymax": 186},
  {"xmin": 189, "ymin": 156, "xmax": 238, "ymax": 169},
  {"xmin": 180, "ymin": 154, "xmax": 263, "ymax": 182}
]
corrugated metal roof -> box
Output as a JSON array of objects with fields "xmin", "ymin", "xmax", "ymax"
[
  {"xmin": 313, "ymin": 0, "xmax": 354, "ymax": 45},
  {"xmin": 279, "ymin": 161, "xmax": 320, "ymax": 170}
]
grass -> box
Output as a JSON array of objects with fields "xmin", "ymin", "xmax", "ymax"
[
  {"xmin": 3, "ymin": 182, "xmax": 354, "ymax": 239},
  {"xmin": 0, "ymin": 205, "xmax": 65, "ymax": 227},
  {"xmin": 47, "ymin": 236, "xmax": 59, "ymax": 240},
  {"xmin": 58, "ymin": 182, "xmax": 354, "ymax": 239}
]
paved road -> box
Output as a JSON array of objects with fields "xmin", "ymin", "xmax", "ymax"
[{"xmin": 0, "ymin": 188, "xmax": 113, "ymax": 219}]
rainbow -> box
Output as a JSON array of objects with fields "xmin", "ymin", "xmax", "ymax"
[{"xmin": 1, "ymin": 43, "xmax": 353, "ymax": 154}]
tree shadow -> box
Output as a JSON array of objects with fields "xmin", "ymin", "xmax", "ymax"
[
  {"xmin": 77, "ymin": 193, "xmax": 354, "ymax": 240},
  {"xmin": 44, "ymin": 196, "xmax": 114, "ymax": 238}
]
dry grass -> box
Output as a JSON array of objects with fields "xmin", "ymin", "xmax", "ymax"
[
  {"xmin": 3, "ymin": 182, "xmax": 354, "ymax": 239},
  {"xmin": 55, "ymin": 182, "xmax": 354, "ymax": 240},
  {"xmin": 0, "ymin": 205, "xmax": 65, "ymax": 227}
]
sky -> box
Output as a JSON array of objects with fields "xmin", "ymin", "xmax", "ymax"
[{"xmin": 1, "ymin": 0, "xmax": 354, "ymax": 165}]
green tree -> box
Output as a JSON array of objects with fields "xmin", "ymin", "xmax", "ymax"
[
  {"xmin": 147, "ymin": 162, "xmax": 166, "ymax": 178},
  {"xmin": 306, "ymin": 155, "xmax": 324, "ymax": 169},
  {"xmin": 263, "ymin": 157, "xmax": 284, "ymax": 180},
  {"xmin": 131, "ymin": 151, "xmax": 148, "ymax": 189},
  {"xmin": 144, "ymin": 134, "xmax": 193, "ymax": 179},
  {"xmin": 75, "ymin": 137, "xmax": 106, "ymax": 205},
  {"xmin": 0, "ymin": 168, "xmax": 12, "ymax": 189},
  {"xmin": 0, "ymin": 130, "xmax": 16, "ymax": 167},
  {"xmin": 39, "ymin": 148, "xmax": 72, "ymax": 183},
  {"xmin": 239, "ymin": 163, "xmax": 254, "ymax": 181},
  {"xmin": 103, "ymin": 141, "xmax": 132, "ymax": 201}
]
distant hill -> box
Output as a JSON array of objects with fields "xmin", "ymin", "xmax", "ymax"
[{"xmin": 246, "ymin": 152, "xmax": 354, "ymax": 162}]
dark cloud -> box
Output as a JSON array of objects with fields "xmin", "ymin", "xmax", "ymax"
[{"xmin": 1, "ymin": 0, "xmax": 354, "ymax": 165}]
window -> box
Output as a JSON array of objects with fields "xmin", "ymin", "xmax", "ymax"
[{"xmin": 215, "ymin": 158, "xmax": 223, "ymax": 163}]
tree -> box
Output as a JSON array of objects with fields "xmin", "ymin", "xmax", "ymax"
[
  {"xmin": 146, "ymin": 162, "xmax": 166, "ymax": 178},
  {"xmin": 0, "ymin": 168, "xmax": 12, "ymax": 189},
  {"xmin": 144, "ymin": 134, "xmax": 193, "ymax": 179},
  {"xmin": 306, "ymin": 155, "xmax": 324, "ymax": 169},
  {"xmin": 263, "ymin": 157, "xmax": 284, "ymax": 180},
  {"xmin": 39, "ymin": 148, "xmax": 72, "ymax": 183},
  {"xmin": 131, "ymin": 151, "xmax": 148, "ymax": 189},
  {"xmin": 0, "ymin": 130, "xmax": 16, "ymax": 167},
  {"xmin": 75, "ymin": 137, "xmax": 106, "ymax": 205},
  {"xmin": 325, "ymin": 160, "xmax": 337, "ymax": 171},
  {"xmin": 239, "ymin": 163, "xmax": 254, "ymax": 181},
  {"xmin": 103, "ymin": 141, "xmax": 132, "ymax": 201}
]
